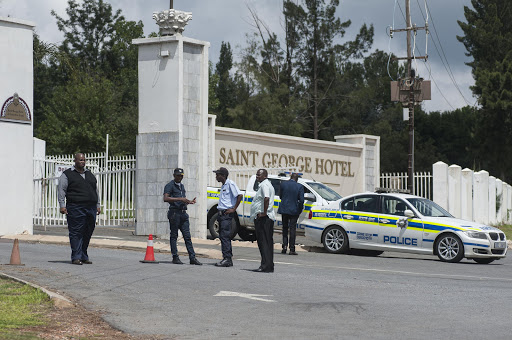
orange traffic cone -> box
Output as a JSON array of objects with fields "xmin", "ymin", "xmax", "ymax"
[
  {"xmin": 8, "ymin": 239, "xmax": 24, "ymax": 266},
  {"xmin": 140, "ymin": 234, "xmax": 159, "ymax": 263}
]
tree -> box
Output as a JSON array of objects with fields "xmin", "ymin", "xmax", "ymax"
[
  {"xmin": 286, "ymin": 0, "xmax": 373, "ymax": 139},
  {"xmin": 35, "ymin": 0, "xmax": 144, "ymax": 155},
  {"xmin": 214, "ymin": 42, "xmax": 237, "ymax": 126},
  {"xmin": 457, "ymin": 0, "xmax": 512, "ymax": 181}
]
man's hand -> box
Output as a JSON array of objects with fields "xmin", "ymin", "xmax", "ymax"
[
  {"xmin": 257, "ymin": 212, "xmax": 265, "ymax": 218},
  {"xmin": 60, "ymin": 207, "xmax": 68, "ymax": 215},
  {"xmin": 97, "ymin": 207, "xmax": 101, "ymax": 215},
  {"xmin": 225, "ymin": 208, "xmax": 236, "ymax": 214}
]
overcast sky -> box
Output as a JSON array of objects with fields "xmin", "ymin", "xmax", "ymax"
[{"xmin": 0, "ymin": 0, "xmax": 476, "ymax": 113}]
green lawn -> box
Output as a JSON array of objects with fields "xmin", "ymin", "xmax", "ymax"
[
  {"xmin": 497, "ymin": 224, "xmax": 512, "ymax": 241},
  {"xmin": 0, "ymin": 277, "xmax": 51, "ymax": 339}
]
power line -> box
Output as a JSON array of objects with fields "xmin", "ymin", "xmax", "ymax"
[
  {"xmin": 418, "ymin": 0, "xmax": 474, "ymax": 106},
  {"xmin": 395, "ymin": 1, "xmax": 457, "ymax": 111}
]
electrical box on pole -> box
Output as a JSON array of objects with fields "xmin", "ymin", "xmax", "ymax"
[{"xmin": 389, "ymin": 0, "xmax": 431, "ymax": 194}]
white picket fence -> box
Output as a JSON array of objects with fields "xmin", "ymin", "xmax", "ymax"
[
  {"xmin": 379, "ymin": 172, "xmax": 433, "ymax": 199},
  {"xmin": 33, "ymin": 153, "xmax": 136, "ymax": 227}
]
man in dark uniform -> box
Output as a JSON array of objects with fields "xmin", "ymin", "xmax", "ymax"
[
  {"xmin": 58, "ymin": 153, "xmax": 100, "ymax": 265},
  {"xmin": 278, "ymin": 173, "xmax": 304, "ymax": 255},
  {"xmin": 163, "ymin": 168, "xmax": 202, "ymax": 265}
]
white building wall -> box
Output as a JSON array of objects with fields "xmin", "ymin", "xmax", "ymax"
[
  {"xmin": 496, "ymin": 179, "xmax": 503, "ymax": 224},
  {"xmin": 433, "ymin": 161, "xmax": 448, "ymax": 211},
  {"xmin": 0, "ymin": 17, "xmax": 35, "ymax": 235},
  {"xmin": 488, "ymin": 176, "xmax": 496, "ymax": 225},
  {"xmin": 474, "ymin": 171, "xmax": 489, "ymax": 225},
  {"xmin": 448, "ymin": 165, "xmax": 462, "ymax": 218},
  {"xmin": 461, "ymin": 168, "xmax": 473, "ymax": 221}
]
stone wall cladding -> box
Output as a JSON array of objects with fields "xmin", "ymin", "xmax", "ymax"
[
  {"xmin": 182, "ymin": 44, "xmax": 203, "ymax": 237},
  {"xmin": 136, "ymin": 131, "xmax": 180, "ymax": 236}
]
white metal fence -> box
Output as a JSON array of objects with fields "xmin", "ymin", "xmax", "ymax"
[
  {"xmin": 33, "ymin": 153, "xmax": 136, "ymax": 228},
  {"xmin": 379, "ymin": 172, "xmax": 432, "ymax": 199}
]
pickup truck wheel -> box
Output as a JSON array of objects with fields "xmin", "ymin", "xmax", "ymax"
[
  {"xmin": 208, "ymin": 212, "xmax": 238, "ymax": 240},
  {"xmin": 238, "ymin": 228, "xmax": 257, "ymax": 242},
  {"xmin": 323, "ymin": 226, "xmax": 349, "ymax": 254}
]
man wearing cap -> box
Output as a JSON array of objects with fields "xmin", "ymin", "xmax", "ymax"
[
  {"xmin": 278, "ymin": 173, "xmax": 304, "ymax": 255},
  {"xmin": 163, "ymin": 168, "xmax": 202, "ymax": 265},
  {"xmin": 213, "ymin": 167, "xmax": 243, "ymax": 267}
]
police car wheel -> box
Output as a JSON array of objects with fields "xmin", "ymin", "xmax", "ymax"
[
  {"xmin": 473, "ymin": 258, "xmax": 495, "ymax": 264},
  {"xmin": 436, "ymin": 234, "xmax": 464, "ymax": 263},
  {"xmin": 323, "ymin": 226, "xmax": 349, "ymax": 254},
  {"xmin": 208, "ymin": 212, "xmax": 238, "ymax": 240}
]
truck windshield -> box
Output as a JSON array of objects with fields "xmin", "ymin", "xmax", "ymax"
[{"xmin": 307, "ymin": 183, "xmax": 342, "ymax": 202}]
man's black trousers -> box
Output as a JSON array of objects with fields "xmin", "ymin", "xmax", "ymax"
[
  {"xmin": 66, "ymin": 204, "xmax": 96, "ymax": 261},
  {"xmin": 281, "ymin": 214, "xmax": 299, "ymax": 251},
  {"xmin": 255, "ymin": 215, "xmax": 274, "ymax": 271}
]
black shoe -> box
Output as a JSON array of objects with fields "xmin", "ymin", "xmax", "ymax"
[
  {"xmin": 281, "ymin": 248, "xmax": 287, "ymax": 254},
  {"xmin": 172, "ymin": 256, "xmax": 183, "ymax": 265},
  {"xmin": 253, "ymin": 267, "xmax": 273, "ymax": 273},
  {"xmin": 81, "ymin": 259, "xmax": 93, "ymax": 264},
  {"xmin": 215, "ymin": 258, "xmax": 233, "ymax": 267},
  {"xmin": 289, "ymin": 251, "xmax": 298, "ymax": 255},
  {"xmin": 190, "ymin": 258, "xmax": 202, "ymax": 265},
  {"xmin": 72, "ymin": 259, "xmax": 83, "ymax": 265}
]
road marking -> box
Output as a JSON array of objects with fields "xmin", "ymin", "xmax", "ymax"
[
  {"xmin": 91, "ymin": 236, "xmax": 122, "ymax": 239},
  {"xmin": 214, "ymin": 291, "xmax": 275, "ymax": 302},
  {"xmin": 236, "ymin": 258, "xmax": 512, "ymax": 282}
]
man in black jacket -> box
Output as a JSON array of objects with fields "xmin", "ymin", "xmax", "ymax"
[
  {"xmin": 277, "ymin": 173, "xmax": 304, "ymax": 255},
  {"xmin": 58, "ymin": 153, "xmax": 100, "ymax": 265}
]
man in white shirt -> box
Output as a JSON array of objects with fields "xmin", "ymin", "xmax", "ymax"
[
  {"xmin": 250, "ymin": 169, "xmax": 275, "ymax": 273},
  {"xmin": 213, "ymin": 167, "xmax": 242, "ymax": 267}
]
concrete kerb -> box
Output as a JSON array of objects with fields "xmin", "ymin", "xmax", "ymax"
[
  {"xmin": 0, "ymin": 271, "xmax": 74, "ymax": 308},
  {"xmin": 0, "ymin": 234, "xmax": 308, "ymax": 260}
]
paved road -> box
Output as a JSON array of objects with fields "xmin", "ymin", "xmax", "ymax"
[{"xmin": 1, "ymin": 239, "xmax": 511, "ymax": 339}]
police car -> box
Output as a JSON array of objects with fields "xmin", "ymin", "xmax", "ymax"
[{"xmin": 305, "ymin": 191, "xmax": 508, "ymax": 263}]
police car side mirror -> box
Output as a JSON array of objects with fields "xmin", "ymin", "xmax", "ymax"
[
  {"xmin": 404, "ymin": 209, "xmax": 414, "ymax": 218},
  {"xmin": 304, "ymin": 193, "xmax": 316, "ymax": 202}
]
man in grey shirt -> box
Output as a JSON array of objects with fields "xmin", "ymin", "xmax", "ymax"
[{"xmin": 58, "ymin": 153, "xmax": 100, "ymax": 265}]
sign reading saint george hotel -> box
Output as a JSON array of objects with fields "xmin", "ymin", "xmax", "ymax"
[
  {"xmin": 1, "ymin": 93, "xmax": 31, "ymax": 124},
  {"xmin": 213, "ymin": 125, "xmax": 380, "ymax": 197}
]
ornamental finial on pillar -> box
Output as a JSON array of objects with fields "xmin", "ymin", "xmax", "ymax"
[{"xmin": 153, "ymin": 9, "xmax": 192, "ymax": 36}]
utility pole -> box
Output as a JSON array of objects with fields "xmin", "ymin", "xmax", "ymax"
[
  {"xmin": 390, "ymin": 0, "xmax": 431, "ymax": 194},
  {"xmin": 406, "ymin": 0, "xmax": 414, "ymax": 194}
]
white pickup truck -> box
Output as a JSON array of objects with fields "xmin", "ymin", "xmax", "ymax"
[{"xmin": 206, "ymin": 174, "xmax": 343, "ymax": 241}]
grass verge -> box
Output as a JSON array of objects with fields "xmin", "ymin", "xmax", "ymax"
[
  {"xmin": 0, "ymin": 277, "xmax": 51, "ymax": 339},
  {"xmin": 497, "ymin": 224, "xmax": 512, "ymax": 241}
]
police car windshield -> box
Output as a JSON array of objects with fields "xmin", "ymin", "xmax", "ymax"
[
  {"xmin": 406, "ymin": 198, "xmax": 453, "ymax": 217},
  {"xmin": 308, "ymin": 182, "xmax": 342, "ymax": 202}
]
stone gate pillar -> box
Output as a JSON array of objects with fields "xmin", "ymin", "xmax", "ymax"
[
  {"xmin": 0, "ymin": 17, "xmax": 35, "ymax": 235},
  {"xmin": 133, "ymin": 9, "xmax": 209, "ymax": 238}
]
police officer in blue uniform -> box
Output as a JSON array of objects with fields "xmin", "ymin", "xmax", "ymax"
[{"xmin": 163, "ymin": 168, "xmax": 202, "ymax": 265}]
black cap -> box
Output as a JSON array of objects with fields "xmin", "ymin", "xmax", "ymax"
[
  {"xmin": 213, "ymin": 167, "xmax": 229, "ymax": 176},
  {"xmin": 174, "ymin": 168, "xmax": 184, "ymax": 176}
]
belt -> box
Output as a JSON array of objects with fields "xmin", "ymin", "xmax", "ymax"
[
  {"xmin": 218, "ymin": 209, "xmax": 231, "ymax": 216},
  {"xmin": 170, "ymin": 208, "xmax": 187, "ymax": 212}
]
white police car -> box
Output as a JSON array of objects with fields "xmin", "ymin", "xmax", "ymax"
[{"xmin": 305, "ymin": 192, "xmax": 508, "ymax": 263}]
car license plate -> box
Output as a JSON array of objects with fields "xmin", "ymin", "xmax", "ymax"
[{"xmin": 494, "ymin": 241, "xmax": 506, "ymax": 249}]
